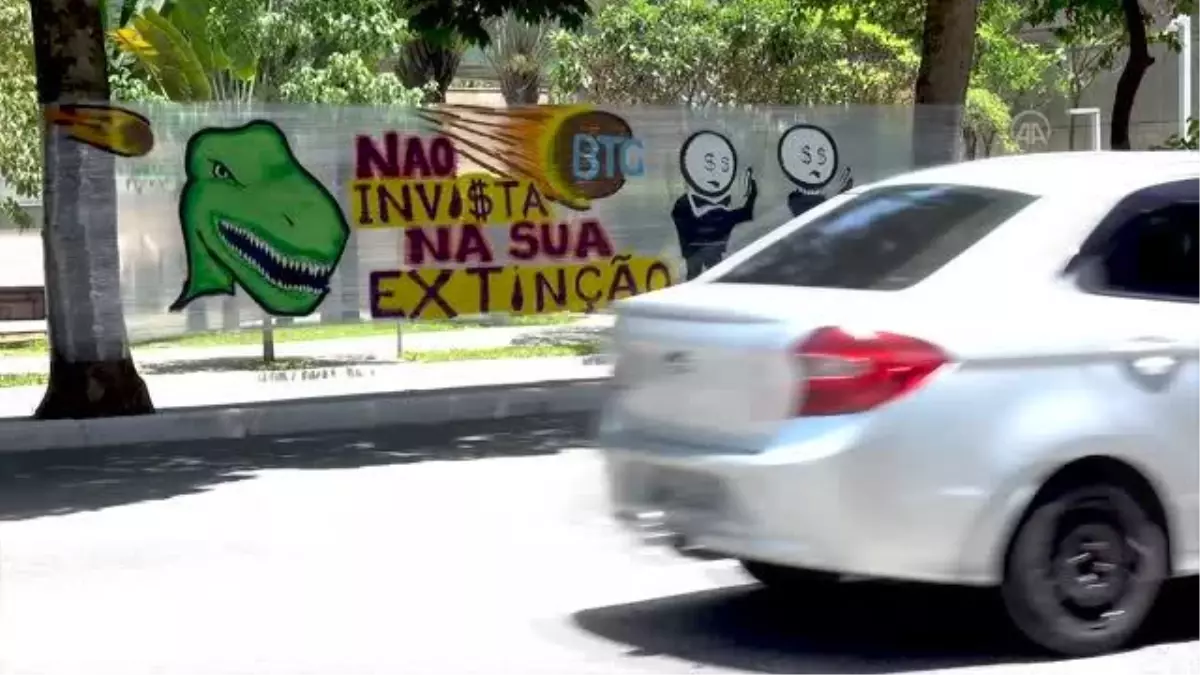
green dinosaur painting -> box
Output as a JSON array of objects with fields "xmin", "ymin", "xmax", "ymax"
[{"xmin": 171, "ymin": 120, "xmax": 349, "ymax": 317}]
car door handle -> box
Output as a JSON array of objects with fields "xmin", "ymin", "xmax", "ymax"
[
  {"xmin": 1112, "ymin": 336, "xmax": 1184, "ymax": 354},
  {"xmin": 1111, "ymin": 337, "xmax": 1186, "ymax": 380}
]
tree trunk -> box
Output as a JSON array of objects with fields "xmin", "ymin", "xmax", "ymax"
[
  {"xmin": 28, "ymin": 0, "xmax": 154, "ymax": 419},
  {"xmin": 912, "ymin": 0, "xmax": 979, "ymax": 168},
  {"xmin": 395, "ymin": 38, "xmax": 463, "ymax": 104},
  {"xmin": 1111, "ymin": 0, "xmax": 1154, "ymax": 150}
]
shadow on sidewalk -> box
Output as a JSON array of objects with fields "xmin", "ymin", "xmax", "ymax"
[
  {"xmin": 572, "ymin": 575, "xmax": 1198, "ymax": 673},
  {"xmin": 139, "ymin": 355, "xmax": 378, "ymax": 375},
  {"xmin": 0, "ymin": 413, "xmax": 593, "ymax": 522},
  {"xmin": 512, "ymin": 325, "xmax": 610, "ymax": 349}
]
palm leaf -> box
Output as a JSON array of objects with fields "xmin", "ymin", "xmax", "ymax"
[{"xmin": 167, "ymin": 0, "xmax": 219, "ymax": 74}]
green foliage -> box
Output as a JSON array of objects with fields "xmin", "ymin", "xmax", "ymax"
[
  {"xmin": 483, "ymin": 13, "xmax": 555, "ymax": 104},
  {"xmin": 1054, "ymin": 20, "xmax": 1125, "ymax": 103},
  {"xmin": 0, "ymin": 0, "xmax": 38, "ymax": 228},
  {"xmin": 974, "ymin": 0, "xmax": 1064, "ymax": 103},
  {"xmin": 1153, "ymin": 117, "xmax": 1200, "ymax": 149},
  {"xmin": 279, "ymin": 52, "xmax": 431, "ymax": 104},
  {"xmin": 253, "ymin": 0, "xmax": 416, "ymax": 101},
  {"xmin": 111, "ymin": 0, "xmax": 259, "ymax": 101},
  {"xmin": 1026, "ymin": 0, "xmax": 1195, "ymax": 43},
  {"xmin": 108, "ymin": 0, "xmax": 430, "ymax": 104},
  {"xmin": 549, "ymin": 0, "xmax": 919, "ymax": 106},
  {"xmin": 400, "ymin": 0, "xmax": 590, "ymax": 47},
  {"xmin": 962, "ymin": 87, "xmax": 1017, "ymax": 157},
  {"xmin": 1024, "ymin": 2, "xmax": 1198, "ymax": 81}
]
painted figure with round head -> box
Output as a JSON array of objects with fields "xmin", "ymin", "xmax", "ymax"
[
  {"xmin": 777, "ymin": 123, "xmax": 854, "ymax": 219},
  {"xmin": 670, "ymin": 130, "xmax": 758, "ymax": 281}
]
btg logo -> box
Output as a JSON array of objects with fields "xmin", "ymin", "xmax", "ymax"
[
  {"xmin": 553, "ymin": 109, "xmax": 645, "ymax": 201},
  {"xmin": 568, "ymin": 114, "xmax": 644, "ymax": 183},
  {"xmin": 572, "ymin": 133, "xmax": 644, "ymax": 181}
]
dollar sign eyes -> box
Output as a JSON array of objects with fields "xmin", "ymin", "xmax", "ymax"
[
  {"xmin": 211, "ymin": 161, "xmax": 235, "ymax": 181},
  {"xmin": 817, "ymin": 147, "xmax": 828, "ymax": 165},
  {"xmin": 704, "ymin": 153, "xmax": 714, "ymax": 171},
  {"xmin": 801, "ymin": 146, "xmax": 811, "ymax": 164},
  {"xmin": 721, "ymin": 158, "xmax": 730, "ymax": 172}
]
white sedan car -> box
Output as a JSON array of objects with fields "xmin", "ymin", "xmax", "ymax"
[{"xmin": 598, "ymin": 151, "xmax": 1198, "ymax": 657}]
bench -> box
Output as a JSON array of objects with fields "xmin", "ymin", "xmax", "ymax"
[{"xmin": 0, "ymin": 286, "xmax": 47, "ymax": 321}]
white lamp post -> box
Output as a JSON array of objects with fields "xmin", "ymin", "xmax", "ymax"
[{"xmin": 1168, "ymin": 14, "xmax": 1193, "ymax": 138}]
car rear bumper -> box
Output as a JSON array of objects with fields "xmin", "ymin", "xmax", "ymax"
[{"xmin": 600, "ymin": 427, "xmax": 1001, "ymax": 586}]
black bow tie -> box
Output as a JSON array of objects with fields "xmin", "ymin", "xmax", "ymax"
[{"xmin": 692, "ymin": 194, "xmax": 731, "ymax": 209}]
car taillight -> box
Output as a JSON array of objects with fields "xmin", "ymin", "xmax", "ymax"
[{"xmin": 793, "ymin": 327, "xmax": 948, "ymax": 416}]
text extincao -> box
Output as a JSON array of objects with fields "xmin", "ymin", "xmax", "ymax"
[{"xmin": 369, "ymin": 255, "xmax": 673, "ymax": 320}]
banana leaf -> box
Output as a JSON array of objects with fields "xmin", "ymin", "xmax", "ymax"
[
  {"xmin": 167, "ymin": 0, "xmax": 220, "ymax": 76},
  {"xmin": 138, "ymin": 9, "xmax": 213, "ymax": 100}
]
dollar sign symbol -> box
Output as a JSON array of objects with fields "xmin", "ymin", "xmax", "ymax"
[
  {"xmin": 467, "ymin": 178, "xmax": 493, "ymax": 222},
  {"xmin": 801, "ymin": 146, "xmax": 812, "ymax": 164},
  {"xmin": 817, "ymin": 147, "xmax": 827, "ymax": 165}
]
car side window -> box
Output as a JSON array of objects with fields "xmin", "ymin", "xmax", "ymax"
[{"xmin": 1084, "ymin": 199, "xmax": 1200, "ymax": 299}]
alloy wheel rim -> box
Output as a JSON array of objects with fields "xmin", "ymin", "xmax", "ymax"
[{"xmin": 1048, "ymin": 497, "xmax": 1144, "ymax": 629}]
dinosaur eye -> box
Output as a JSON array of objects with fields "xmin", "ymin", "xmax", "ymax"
[{"xmin": 211, "ymin": 161, "xmax": 235, "ymax": 181}]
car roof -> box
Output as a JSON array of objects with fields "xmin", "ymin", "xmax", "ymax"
[{"xmin": 867, "ymin": 151, "xmax": 1200, "ymax": 197}]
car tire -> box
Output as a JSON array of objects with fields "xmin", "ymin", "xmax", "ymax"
[
  {"xmin": 739, "ymin": 560, "xmax": 839, "ymax": 592},
  {"xmin": 1002, "ymin": 483, "xmax": 1168, "ymax": 657}
]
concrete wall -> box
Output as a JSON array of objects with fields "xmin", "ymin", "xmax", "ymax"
[
  {"xmin": 443, "ymin": 87, "xmax": 549, "ymax": 106},
  {"xmin": 1020, "ymin": 10, "xmax": 1200, "ymax": 151}
]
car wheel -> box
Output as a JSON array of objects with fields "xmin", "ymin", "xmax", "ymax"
[
  {"xmin": 1002, "ymin": 483, "xmax": 1167, "ymax": 657},
  {"xmin": 739, "ymin": 560, "xmax": 839, "ymax": 592}
]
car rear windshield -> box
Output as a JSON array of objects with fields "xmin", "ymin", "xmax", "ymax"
[{"xmin": 716, "ymin": 184, "xmax": 1037, "ymax": 290}]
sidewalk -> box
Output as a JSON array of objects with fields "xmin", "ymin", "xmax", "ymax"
[
  {"xmin": 0, "ymin": 355, "xmax": 614, "ymax": 452},
  {"xmin": 0, "ymin": 316, "xmax": 617, "ymax": 453},
  {"xmin": 0, "ymin": 315, "xmax": 615, "ymax": 375}
]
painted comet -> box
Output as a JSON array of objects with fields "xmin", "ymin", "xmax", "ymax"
[{"xmin": 171, "ymin": 120, "xmax": 349, "ymax": 317}]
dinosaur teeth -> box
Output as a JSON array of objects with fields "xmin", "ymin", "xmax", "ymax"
[{"xmin": 218, "ymin": 219, "xmax": 332, "ymax": 295}]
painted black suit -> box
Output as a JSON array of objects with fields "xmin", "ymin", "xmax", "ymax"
[
  {"xmin": 785, "ymin": 174, "xmax": 854, "ymax": 219},
  {"xmin": 671, "ymin": 178, "xmax": 758, "ymax": 281}
]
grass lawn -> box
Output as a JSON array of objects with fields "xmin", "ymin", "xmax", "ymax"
[
  {"xmin": 0, "ymin": 314, "xmax": 578, "ymax": 357},
  {"xmin": 0, "ymin": 341, "xmax": 601, "ymax": 388},
  {"xmin": 0, "ymin": 373, "xmax": 47, "ymax": 388},
  {"xmin": 399, "ymin": 342, "xmax": 599, "ymax": 363}
]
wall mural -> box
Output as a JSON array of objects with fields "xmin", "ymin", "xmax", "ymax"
[
  {"xmin": 413, "ymin": 104, "xmax": 644, "ymax": 211},
  {"xmin": 672, "ymin": 130, "xmax": 759, "ymax": 281},
  {"xmin": 169, "ymin": 120, "xmax": 350, "ymax": 317},
  {"xmin": 354, "ymin": 105, "xmax": 671, "ymax": 320},
  {"xmin": 45, "ymin": 104, "xmax": 156, "ymax": 158},
  {"xmin": 778, "ymin": 123, "xmax": 855, "ymax": 218},
  {"xmin": 85, "ymin": 104, "xmax": 894, "ymax": 329}
]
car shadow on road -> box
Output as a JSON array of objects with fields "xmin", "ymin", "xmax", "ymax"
[
  {"xmin": 0, "ymin": 412, "xmax": 594, "ymax": 522},
  {"xmin": 572, "ymin": 575, "xmax": 1198, "ymax": 673}
]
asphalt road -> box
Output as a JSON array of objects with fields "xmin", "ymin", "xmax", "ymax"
[{"xmin": 0, "ymin": 414, "xmax": 1194, "ymax": 675}]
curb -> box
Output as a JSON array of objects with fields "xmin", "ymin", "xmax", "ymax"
[{"xmin": 0, "ymin": 377, "xmax": 611, "ymax": 454}]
